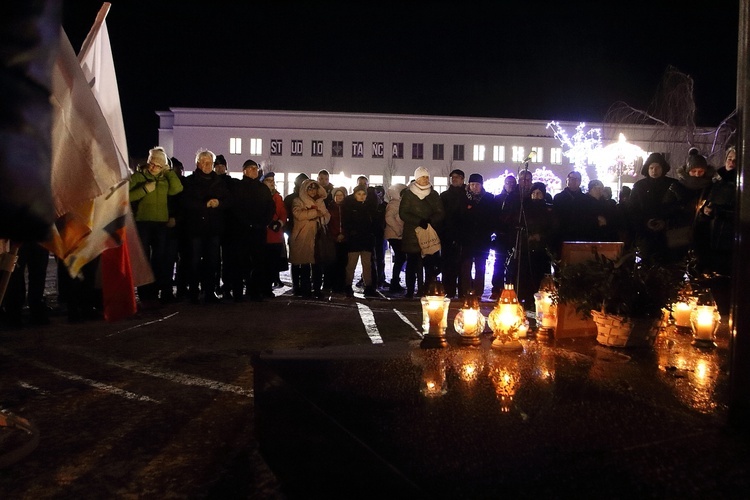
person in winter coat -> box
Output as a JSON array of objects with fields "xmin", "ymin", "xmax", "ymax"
[
  {"xmin": 262, "ymin": 172, "xmax": 288, "ymax": 292},
  {"xmin": 458, "ymin": 173, "xmax": 494, "ymax": 299},
  {"xmin": 290, "ymin": 179, "xmax": 330, "ymax": 298},
  {"xmin": 672, "ymin": 149, "xmax": 715, "ymax": 269},
  {"xmin": 516, "ymin": 182, "xmax": 557, "ymax": 307},
  {"xmin": 439, "ymin": 169, "xmax": 467, "ymax": 298},
  {"xmin": 284, "ymin": 173, "xmax": 309, "ymax": 295},
  {"xmin": 180, "ymin": 149, "xmax": 231, "ymax": 303},
  {"xmin": 342, "ymin": 185, "xmax": 378, "ymax": 297},
  {"xmin": 326, "ymin": 187, "xmax": 348, "ymax": 294},
  {"xmin": 226, "ymin": 159, "xmax": 274, "ymax": 302},
  {"xmin": 399, "ymin": 167, "xmax": 445, "ymax": 298},
  {"xmin": 628, "ymin": 152, "xmax": 679, "ymax": 263},
  {"xmin": 701, "ymin": 146, "xmax": 737, "ymax": 276},
  {"xmin": 385, "ymin": 183, "xmax": 407, "ymax": 292},
  {"xmin": 129, "ymin": 146, "xmax": 183, "ymax": 306}
]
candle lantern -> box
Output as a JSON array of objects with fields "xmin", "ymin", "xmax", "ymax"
[
  {"xmin": 420, "ymin": 279, "xmax": 451, "ymax": 349},
  {"xmin": 453, "ymin": 291, "xmax": 486, "ymax": 346},
  {"xmin": 690, "ymin": 289, "xmax": 720, "ymax": 348},
  {"xmin": 671, "ymin": 280, "xmax": 695, "ymax": 333},
  {"xmin": 534, "ymin": 274, "xmax": 557, "ymax": 334},
  {"xmin": 487, "ymin": 284, "xmax": 525, "ymax": 351}
]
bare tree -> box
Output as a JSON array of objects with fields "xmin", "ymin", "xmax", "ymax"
[
  {"xmin": 384, "ymin": 156, "xmax": 397, "ymax": 188},
  {"xmin": 604, "ymin": 65, "xmax": 736, "ymax": 166}
]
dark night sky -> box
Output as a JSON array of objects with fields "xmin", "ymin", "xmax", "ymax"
[{"xmin": 62, "ymin": 1, "xmax": 740, "ymax": 158}]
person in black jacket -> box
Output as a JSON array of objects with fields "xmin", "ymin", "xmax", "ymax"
[
  {"xmin": 226, "ymin": 159, "xmax": 275, "ymax": 302},
  {"xmin": 342, "ymin": 185, "xmax": 378, "ymax": 297},
  {"xmin": 180, "ymin": 149, "xmax": 231, "ymax": 303},
  {"xmin": 458, "ymin": 173, "xmax": 494, "ymax": 299},
  {"xmin": 439, "ymin": 169, "xmax": 466, "ymax": 298}
]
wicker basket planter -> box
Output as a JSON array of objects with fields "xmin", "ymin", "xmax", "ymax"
[{"xmin": 591, "ymin": 310, "xmax": 660, "ymax": 347}]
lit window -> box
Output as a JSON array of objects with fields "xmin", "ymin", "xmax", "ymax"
[
  {"xmin": 433, "ymin": 176, "xmax": 448, "ymax": 193},
  {"xmin": 473, "ymin": 145, "xmax": 485, "ymax": 161},
  {"xmin": 492, "ymin": 145, "xmax": 505, "ymax": 163},
  {"xmin": 550, "ymin": 148, "xmax": 562, "ymax": 164},
  {"xmin": 532, "ymin": 147, "xmax": 544, "ymax": 163},
  {"xmin": 229, "ymin": 138, "xmax": 242, "ymax": 155},
  {"xmin": 370, "ymin": 175, "xmax": 383, "ymax": 185},
  {"xmin": 452, "ymin": 144, "xmax": 464, "ymax": 161},
  {"xmin": 412, "ymin": 143, "xmax": 424, "ymax": 160},
  {"xmin": 433, "ymin": 144, "xmax": 444, "ymax": 161},
  {"xmin": 391, "ymin": 175, "xmax": 406, "ymax": 185},
  {"xmin": 250, "ymin": 138, "xmax": 263, "ymax": 156},
  {"xmin": 512, "ymin": 146, "xmax": 525, "ymax": 162}
]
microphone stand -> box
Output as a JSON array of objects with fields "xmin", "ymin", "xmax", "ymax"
[{"xmin": 505, "ymin": 158, "xmax": 531, "ymax": 304}]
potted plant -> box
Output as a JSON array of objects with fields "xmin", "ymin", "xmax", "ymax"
[{"xmin": 553, "ymin": 251, "xmax": 684, "ymax": 347}]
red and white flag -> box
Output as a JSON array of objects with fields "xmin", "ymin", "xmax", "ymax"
[{"xmin": 48, "ymin": 3, "xmax": 153, "ymax": 321}]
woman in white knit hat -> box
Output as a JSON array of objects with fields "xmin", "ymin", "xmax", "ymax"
[{"xmin": 398, "ymin": 167, "xmax": 445, "ymax": 298}]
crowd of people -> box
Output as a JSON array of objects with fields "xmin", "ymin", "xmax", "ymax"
[{"xmin": 0, "ymin": 146, "xmax": 738, "ymax": 326}]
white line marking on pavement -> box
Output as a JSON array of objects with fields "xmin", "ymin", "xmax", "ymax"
[
  {"xmin": 109, "ymin": 312, "xmax": 180, "ymax": 337},
  {"xmin": 394, "ymin": 308, "xmax": 423, "ymax": 338},
  {"xmin": 58, "ymin": 347, "xmax": 253, "ymax": 398},
  {"xmin": 356, "ymin": 303, "xmax": 383, "ymax": 344},
  {"xmin": 0, "ymin": 348, "xmax": 160, "ymax": 403}
]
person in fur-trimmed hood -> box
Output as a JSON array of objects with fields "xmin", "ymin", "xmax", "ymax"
[{"xmin": 290, "ymin": 179, "xmax": 330, "ymax": 297}]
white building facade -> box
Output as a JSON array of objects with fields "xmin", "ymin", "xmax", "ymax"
[{"xmin": 157, "ymin": 108, "xmax": 714, "ymax": 198}]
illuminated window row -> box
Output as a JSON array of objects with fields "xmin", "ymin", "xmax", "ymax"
[{"xmin": 229, "ymin": 137, "xmax": 562, "ymax": 165}]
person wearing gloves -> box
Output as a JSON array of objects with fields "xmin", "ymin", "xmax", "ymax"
[
  {"xmin": 399, "ymin": 167, "xmax": 445, "ymax": 298},
  {"xmin": 129, "ymin": 146, "xmax": 183, "ymax": 307},
  {"xmin": 385, "ymin": 183, "xmax": 407, "ymax": 292},
  {"xmin": 290, "ymin": 179, "xmax": 330, "ymax": 298}
]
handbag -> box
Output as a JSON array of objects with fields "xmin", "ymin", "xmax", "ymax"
[
  {"xmin": 314, "ymin": 220, "xmax": 337, "ymax": 265},
  {"xmin": 415, "ymin": 223, "xmax": 441, "ymax": 257}
]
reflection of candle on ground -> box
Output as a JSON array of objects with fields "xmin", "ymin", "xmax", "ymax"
[
  {"xmin": 694, "ymin": 307, "xmax": 715, "ymax": 340},
  {"xmin": 673, "ymin": 302, "xmax": 693, "ymax": 327}
]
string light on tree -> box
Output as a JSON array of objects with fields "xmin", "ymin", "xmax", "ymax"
[{"xmin": 546, "ymin": 121, "xmax": 602, "ymax": 186}]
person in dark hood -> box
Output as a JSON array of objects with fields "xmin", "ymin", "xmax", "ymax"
[
  {"xmin": 284, "ymin": 172, "xmax": 309, "ymax": 295},
  {"xmin": 628, "ymin": 152, "xmax": 679, "ymax": 263}
]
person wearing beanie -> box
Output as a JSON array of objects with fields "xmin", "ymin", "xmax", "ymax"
[
  {"xmin": 439, "ymin": 168, "xmax": 467, "ymax": 298},
  {"xmin": 223, "ymin": 159, "xmax": 274, "ymax": 302},
  {"xmin": 129, "ymin": 147, "xmax": 184, "ymax": 307},
  {"xmin": 214, "ymin": 154, "xmax": 228, "ymax": 175},
  {"xmin": 180, "ymin": 149, "xmax": 231, "ymax": 303},
  {"xmin": 458, "ymin": 172, "xmax": 494, "ymax": 299},
  {"xmin": 399, "ymin": 167, "xmax": 445, "ymax": 298},
  {"xmin": 628, "ymin": 152, "xmax": 679, "ymax": 262}
]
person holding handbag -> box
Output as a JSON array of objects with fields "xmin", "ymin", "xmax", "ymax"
[{"xmin": 399, "ymin": 167, "xmax": 445, "ymax": 298}]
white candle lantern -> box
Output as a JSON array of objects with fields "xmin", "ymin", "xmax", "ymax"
[
  {"xmin": 690, "ymin": 290, "xmax": 720, "ymax": 348},
  {"xmin": 454, "ymin": 291, "xmax": 486, "ymax": 346},
  {"xmin": 487, "ymin": 284, "xmax": 524, "ymax": 351},
  {"xmin": 420, "ymin": 279, "xmax": 450, "ymax": 348}
]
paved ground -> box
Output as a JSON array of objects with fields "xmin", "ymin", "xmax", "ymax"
[{"xmin": 0, "ymin": 253, "xmax": 743, "ymax": 498}]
